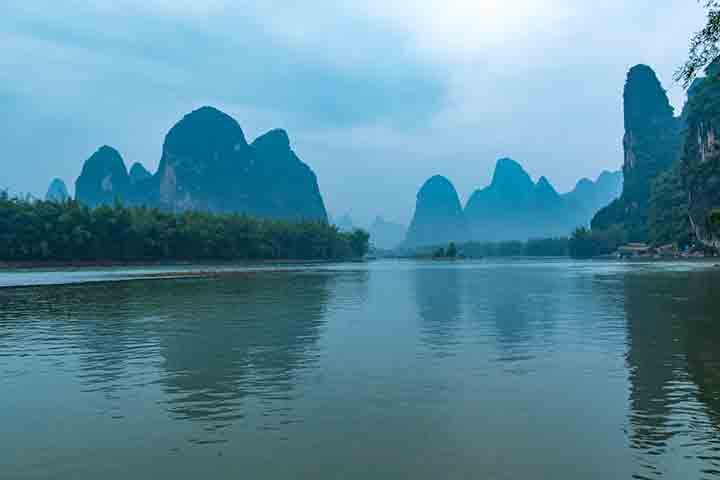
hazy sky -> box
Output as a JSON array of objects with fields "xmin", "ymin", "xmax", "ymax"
[{"xmin": 1, "ymin": 1, "xmax": 707, "ymax": 225}]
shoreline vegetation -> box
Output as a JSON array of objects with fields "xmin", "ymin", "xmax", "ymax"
[
  {"xmin": 395, "ymin": 237, "xmax": 571, "ymax": 259},
  {"xmin": 0, "ymin": 194, "xmax": 369, "ymax": 264},
  {"xmin": 0, "ymin": 259, "xmax": 358, "ymax": 270},
  {"xmin": 392, "ymin": 235, "xmax": 718, "ymax": 261}
]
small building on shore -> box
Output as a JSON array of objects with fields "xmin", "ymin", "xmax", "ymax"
[
  {"xmin": 617, "ymin": 243, "xmax": 652, "ymax": 258},
  {"xmin": 656, "ymin": 244, "xmax": 679, "ymax": 257}
]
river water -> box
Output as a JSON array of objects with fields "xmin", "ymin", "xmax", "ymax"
[{"xmin": 2, "ymin": 260, "xmax": 720, "ymax": 479}]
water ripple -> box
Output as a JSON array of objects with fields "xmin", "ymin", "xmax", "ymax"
[{"xmin": 1, "ymin": 260, "xmax": 720, "ymax": 479}]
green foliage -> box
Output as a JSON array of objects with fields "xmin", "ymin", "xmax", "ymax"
[
  {"xmin": 0, "ymin": 197, "xmax": 368, "ymax": 262},
  {"xmin": 707, "ymin": 208, "xmax": 720, "ymax": 236},
  {"xmin": 461, "ymin": 240, "xmax": 524, "ymax": 258},
  {"xmin": 677, "ymin": 1, "xmax": 720, "ymax": 87},
  {"xmin": 348, "ymin": 229, "xmax": 371, "ymax": 258},
  {"xmin": 591, "ymin": 192, "xmax": 658, "ymax": 244},
  {"xmin": 447, "ymin": 237, "xmax": 568, "ymax": 258},
  {"xmin": 568, "ymin": 226, "xmax": 627, "ymax": 259},
  {"xmin": 679, "ymin": 72, "xmax": 720, "ymax": 245},
  {"xmin": 525, "ymin": 237, "xmax": 570, "ymax": 257},
  {"xmin": 428, "ymin": 242, "xmax": 459, "ymax": 258},
  {"xmin": 446, "ymin": 242, "xmax": 457, "ymax": 258},
  {"xmin": 649, "ymin": 163, "xmax": 692, "ymax": 247}
]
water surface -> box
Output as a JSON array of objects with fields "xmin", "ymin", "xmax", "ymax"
[{"xmin": 2, "ymin": 260, "xmax": 720, "ymax": 479}]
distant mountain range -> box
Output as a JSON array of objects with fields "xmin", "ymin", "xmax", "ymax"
[
  {"xmin": 69, "ymin": 106, "xmax": 327, "ymax": 222},
  {"xmin": 40, "ymin": 64, "xmax": 720, "ymax": 253},
  {"xmin": 43, "ymin": 105, "xmax": 621, "ymax": 249},
  {"xmin": 405, "ymin": 160, "xmax": 622, "ymax": 248},
  {"xmin": 331, "ymin": 213, "xmax": 356, "ymax": 233},
  {"xmin": 369, "ymin": 216, "xmax": 406, "ymax": 250},
  {"xmin": 329, "ymin": 213, "xmax": 406, "ymax": 250}
]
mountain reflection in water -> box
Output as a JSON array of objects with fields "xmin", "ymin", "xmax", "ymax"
[{"xmin": 1, "ymin": 260, "xmax": 720, "ymax": 479}]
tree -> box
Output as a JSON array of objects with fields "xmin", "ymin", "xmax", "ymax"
[
  {"xmin": 708, "ymin": 208, "xmax": 720, "ymax": 236},
  {"xmin": 649, "ymin": 164, "xmax": 692, "ymax": 247},
  {"xmin": 568, "ymin": 226, "xmax": 626, "ymax": 259},
  {"xmin": 0, "ymin": 196, "xmax": 365, "ymax": 263},
  {"xmin": 348, "ymin": 229, "xmax": 371, "ymax": 258},
  {"xmin": 446, "ymin": 242, "xmax": 458, "ymax": 258},
  {"xmin": 677, "ymin": 1, "xmax": 720, "ymax": 87}
]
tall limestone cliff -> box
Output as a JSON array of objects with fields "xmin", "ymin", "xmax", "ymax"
[
  {"xmin": 75, "ymin": 145, "xmax": 130, "ymax": 207},
  {"xmin": 73, "ymin": 107, "xmax": 327, "ymax": 222},
  {"xmin": 679, "ymin": 60, "xmax": 720, "ymax": 247},
  {"xmin": 405, "ymin": 175, "xmax": 469, "ymax": 248},
  {"xmin": 154, "ymin": 106, "xmax": 253, "ymax": 213},
  {"xmin": 248, "ymin": 128, "xmax": 327, "ymax": 221},
  {"xmin": 592, "ymin": 65, "xmax": 681, "ymax": 241}
]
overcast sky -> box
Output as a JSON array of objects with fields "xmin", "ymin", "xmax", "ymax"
[{"xmin": 1, "ymin": 1, "xmax": 707, "ymax": 225}]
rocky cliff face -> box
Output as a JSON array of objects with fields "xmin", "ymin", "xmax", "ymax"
[
  {"xmin": 248, "ymin": 128, "xmax": 327, "ymax": 221},
  {"xmin": 405, "ymin": 175, "xmax": 469, "ymax": 247},
  {"xmin": 155, "ymin": 106, "xmax": 252, "ymax": 213},
  {"xmin": 73, "ymin": 107, "xmax": 327, "ymax": 222},
  {"xmin": 45, "ymin": 178, "xmax": 69, "ymax": 202},
  {"xmin": 679, "ymin": 64, "xmax": 720, "ymax": 247},
  {"xmin": 622, "ymin": 65, "xmax": 680, "ymax": 205},
  {"xmin": 592, "ymin": 65, "xmax": 681, "ymax": 241},
  {"xmin": 75, "ymin": 146, "xmax": 130, "ymax": 207}
]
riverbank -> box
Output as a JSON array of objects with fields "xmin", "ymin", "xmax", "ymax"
[
  {"xmin": 0, "ymin": 258, "xmax": 352, "ymax": 270},
  {"xmin": 0, "ymin": 262, "xmax": 325, "ymax": 289}
]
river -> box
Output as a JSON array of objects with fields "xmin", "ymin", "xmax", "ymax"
[{"xmin": 2, "ymin": 259, "xmax": 719, "ymax": 479}]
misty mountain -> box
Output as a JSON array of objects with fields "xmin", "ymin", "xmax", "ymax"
[
  {"xmin": 465, "ymin": 158, "xmax": 565, "ymax": 241},
  {"xmin": 369, "ymin": 216, "xmax": 406, "ymax": 250},
  {"xmin": 45, "ymin": 178, "xmax": 69, "ymax": 202},
  {"xmin": 465, "ymin": 158, "xmax": 622, "ymax": 242},
  {"xmin": 73, "ymin": 107, "xmax": 327, "ymax": 222},
  {"xmin": 563, "ymin": 170, "xmax": 623, "ymax": 228},
  {"xmin": 129, "ymin": 162, "xmax": 152, "ymax": 185},
  {"xmin": 592, "ymin": 64, "xmax": 681, "ymax": 241},
  {"xmin": 75, "ymin": 146, "xmax": 131, "ymax": 208},
  {"xmin": 405, "ymin": 175, "xmax": 469, "ymax": 248},
  {"xmin": 333, "ymin": 213, "xmax": 356, "ymax": 233},
  {"xmin": 402, "ymin": 162, "xmax": 621, "ymax": 248}
]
